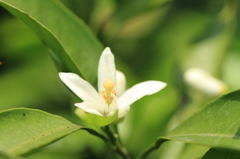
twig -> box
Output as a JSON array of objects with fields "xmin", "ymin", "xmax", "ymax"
[
  {"xmin": 82, "ymin": 127, "xmax": 108, "ymax": 142},
  {"xmin": 137, "ymin": 138, "xmax": 167, "ymax": 159},
  {"xmin": 103, "ymin": 125, "xmax": 131, "ymax": 159}
]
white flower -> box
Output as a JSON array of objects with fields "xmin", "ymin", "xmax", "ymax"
[
  {"xmin": 59, "ymin": 47, "xmax": 167, "ymax": 126},
  {"xmin": 184, "ymin": 68, "xmax": 228, "ymax": 96}
]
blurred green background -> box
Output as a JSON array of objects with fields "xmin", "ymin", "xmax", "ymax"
[{"xmin": 0, "ymin": 0, "xmax": 239, "ymax": 158}]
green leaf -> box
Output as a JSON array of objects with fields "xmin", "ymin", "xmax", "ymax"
[
  {"xmin": 0, "ymin": 108, "xmax": 81, "ymax": 156},
  {"xmin": 0, "ymin": 152, "xmax": 13, "ymax": 159},
  {"xmin": 202, "ymin": 148, "xmax": 240, "ymax": 159},
  {"xmin": 0, "ymin": 0, "xmax": 103, "ymax": 83},
  {"xmin": 161, "ymin": 90, "xmax": 240, "ymax": 151},
  {"xmin": 0, "ymin": 151, "xmax": 23, "ymax": 159}
]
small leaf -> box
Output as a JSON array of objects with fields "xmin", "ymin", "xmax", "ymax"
[
  {"xmin": 202, "ymin": 148, "xmax": 240, "ymax": 159},
  {"xmin": 0, "ymin": 152, "xmax": 13, "ymax": 159},
  {"xmin": 0, "ymin": 151, "xmax": 23, "ymax": 159},
  {"xmin": 0, "ymin": 108, "xmax": 82, "ymax": 156},
  {"xmin": 161, "ymin": 90, "xmax": 240, "ymax": 151}
]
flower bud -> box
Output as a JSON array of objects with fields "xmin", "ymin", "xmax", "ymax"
[
  {"xmin": 184, "ymin": 68, "xmax": 228, "ymax": 96},
  {"xmin": 116, "ymin": 70, "xmax": 126, "ymax": 96}
]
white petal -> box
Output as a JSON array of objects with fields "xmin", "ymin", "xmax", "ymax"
[
  {"xmin": 98, "ymin": 47, "xmax": 116, "ymax": 92},
  {"xmin": 118, "ymin": 106, "xmax": 130, "ymax": 118},
  {"xmin": 117, "ymin": 81, "xmax": 167, "ymax": 109},
  {"xmin": 59, "ymin": 72, "xmax": 99, "ymax": 103},
  {"xmin": 116, "ymin": 70, "xmax": 126, "ymax": 96},
  {"xmin": 75, "ymin": 101, "xmax": 103, "ymax": 116}
]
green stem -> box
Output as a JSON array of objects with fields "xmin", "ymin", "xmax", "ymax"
[
  {"xmin": 103, "ymin": 125, "xmax": 131, "ymax": 159},
  {"xmin": 112, "ymin": 124, "xmax": 119, "ymax": 134},
  {"xmin": 82, "ymin": 127, "xmax": 108, "ymax": 142},
  {"xmin": 137, "ymin": 138, "xmax": 167, "ymax": 159}
]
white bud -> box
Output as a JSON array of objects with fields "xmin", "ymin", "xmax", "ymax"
[
  {"xmin": 184, "ymin": 68, "xmax": 228, "ymax": 96},
  {"xmin": 116, "ymin": 70, "xmax": 126, "ymax": 96}
]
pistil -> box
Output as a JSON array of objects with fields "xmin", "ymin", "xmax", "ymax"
[{"xmin": 102, "ymin": 79, "xmax": 115, "ymax": 105}]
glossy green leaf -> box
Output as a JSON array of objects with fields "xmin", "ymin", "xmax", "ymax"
[
  {"xmin": 158, "ymin": 141, "xmax": 209, "ymax": 159},
  {"xmin": 0, "ymin": 108, "xmax": 82, "ymax": 156},
  {"xmin": 161, "ymin": 90, "xmax": 240, "ymax": 151},
  {"xmin": 202, "ymin": 148, "xmax": 240, "ymax": 159},
  {"xmin": 0, "ymin": 151, "xmax": 23, "ymax": 159},
  {"xmin": 0, "ymin": 0, "xmax": 103, "ymax": 83},
  {"xmin": 0, "ymin": 152, "xmax": 13, "ymax": 159}
]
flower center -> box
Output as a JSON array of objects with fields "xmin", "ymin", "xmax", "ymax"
[{"xmin": 101, "ymin": 78, "xmax": 116, "ymax": 105}]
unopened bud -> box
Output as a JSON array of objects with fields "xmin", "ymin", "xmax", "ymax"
[
  {"xmin": 184, "ymin": 68, "xmax": 228, "ymax": 96},
  {"xmin": 116, "ymin": 70, "xmax": 126, "ymax": 96}
]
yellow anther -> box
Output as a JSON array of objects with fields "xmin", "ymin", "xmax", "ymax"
[{"xmin": 103, "ymin": 79, "xmax": 115, "ymax": 90}]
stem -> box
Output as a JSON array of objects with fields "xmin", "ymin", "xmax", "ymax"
[
  {"xmin": 137, "ymin": 138, "xmax": 167, "ymax": 159},
  {"xmin": 82, "ymin": 126, "xmax": 130, "ymax": 158},
  {"xmin": 82, "ymin": 127, "xmax": 109, "ymax": 142},
  {"xmin": 103, "ymin": 125, "xmax": 131, "ymax": 159},
  {"xmin": 112, "ymin": 124, "xmax": 119, "ymax": 134}
]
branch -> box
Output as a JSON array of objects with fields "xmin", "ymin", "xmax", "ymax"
[
  {"xmin": 102, "ymin": 126, "xmax": 131, "ymax": 159},
  {"xmin": 82, "ymin": 127, "xmax": 108, "ymax": 142},
  {"xmin": 137, "ymin": 138, "xmax": 167, "ymax": 159}
]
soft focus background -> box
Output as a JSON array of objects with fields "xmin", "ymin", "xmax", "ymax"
[{"xmin": 0, "ymin": 0, "xmax": 239, "ymax": 158}]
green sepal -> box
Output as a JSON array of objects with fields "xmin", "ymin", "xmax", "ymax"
[{"xmin": 75, "ymin": 109, "xmax": 118, "ymax": 127}]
